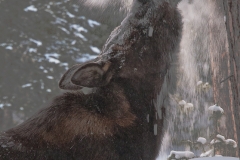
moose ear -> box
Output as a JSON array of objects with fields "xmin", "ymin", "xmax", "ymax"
[
  {"xmin": 59, "ymin": 64, "xmax": 84, "ymax": 90},
  {"xmin": 71, "ymin": 62, "xmax": 112, "ymax": 88},
  {"xmin": 59, "ymin": 61, "xmax": 112, "ymax": 90}
]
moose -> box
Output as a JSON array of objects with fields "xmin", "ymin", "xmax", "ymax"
[{"xmin": 0, "ymin": 0, "xmax": 181, "ymax": 159}]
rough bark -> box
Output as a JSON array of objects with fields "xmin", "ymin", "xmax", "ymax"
[
  {"xmin": 222, "ymin": 0, "xmax": 240, "ymax": 157},
  {"xmin": 209, "ymin": 0, "xmax": 238, "ymax": 156}
]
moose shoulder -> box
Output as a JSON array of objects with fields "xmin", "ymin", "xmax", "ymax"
[{"xmin": 0, "ymin": 1, "xmax": 181, "ymax": 160}]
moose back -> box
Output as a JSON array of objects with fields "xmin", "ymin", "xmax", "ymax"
[{"xmin": 0, "ymin": 1, "xmax": 181, "ymax": 160}]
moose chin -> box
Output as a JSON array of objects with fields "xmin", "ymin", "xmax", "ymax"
[{"xmin": 0, "ymin": 1, "xmax": 182, "ymax": 160}]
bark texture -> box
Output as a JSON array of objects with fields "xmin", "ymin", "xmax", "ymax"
[{"xmin": 222, "ymin": 0, "xmax": 240, "ymax": 157}]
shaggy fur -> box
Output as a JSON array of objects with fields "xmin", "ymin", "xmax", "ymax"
[{"xmin": 0, "ymin": 1, "xmax": 182, "ymax": 160}]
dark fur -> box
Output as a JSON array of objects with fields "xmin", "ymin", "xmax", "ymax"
[{"xmin": 0, "ymin": 1, "xmax": 182, "ymax": 160}]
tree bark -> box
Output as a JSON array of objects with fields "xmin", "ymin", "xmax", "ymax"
[{"xmin": 222, "ymin": 0, "xmax": 240, "ymax": 157}]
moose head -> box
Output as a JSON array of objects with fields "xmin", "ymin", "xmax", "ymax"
[
  {"xmin": 59, "ymin": 1, "xmax": 181, "ymax": 99},
  {"xmin": 0, "ymin": 1, "xmax": 181, "ymax": 160}
]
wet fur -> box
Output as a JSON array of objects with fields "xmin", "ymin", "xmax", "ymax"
[
  {"xmin": 0, "ymin": 80, "xmax": 161, "ymax": 160},
  {"xmin": 0, "ymin": 1, "xmax": 182, "ymax": 160}
]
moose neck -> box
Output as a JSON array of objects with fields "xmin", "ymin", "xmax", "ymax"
[{"xmin": 112, "ymin": 74, "xmax": 164, "ymax": 102}]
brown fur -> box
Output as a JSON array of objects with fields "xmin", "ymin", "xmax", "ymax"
[{"xmin": 0, "ymin": 1, "xmax": 182, "ymax": 160}]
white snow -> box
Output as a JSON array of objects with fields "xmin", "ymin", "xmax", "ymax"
[
  {"xmin": 185, "ymin": 103, "xmax": 194, "ymax": 109},
  {"xmin": 45, "ymin": 53, "xmax": 61, "ymax": 64},
  {"xmin": 5, "ymin": 103, "xmax": 11, "ymax": 107},
  {"xmin": 24, "ymin": 5, "xmax": 38, "ymax": 12},
  {"xmin": 39, "ymin": 66, "xmax": 44, "ymax": 70},
  {"xmin": 46, "ymin": 76, "xmax": 54, "ymax": 79},
  {"xmin": 197, "ymin": 137, "xmax": 207, "ymax": 145},
  {"xmin": 29, "ymin": 38, "xmax": 42, "ymax": 46},
  {"xmin": 191, "ymin": 157, "xmax": 238, "ymax": 160},
  {"xmin": 197, "ymin": 81, "xmax": 203, "ymax": 86},
  {"xmin": 210, "ymin": 139, "xmax": 221, "ymax": 145},
  {"xmin": 216, "ymin": 134, "xmax": 225, "ymax": 141},
  {"xmin": 210, "ymin": 135, "xmax": 237, "ymax": 148},
  {"xmin": 90, "ymin": 46, "xmax": 101, "ymax": 54},
  {"xmin": 200, "ymin": 149, "xmax": 214, "ymax": 157},
  {"xmin": 168, "ymin": 151, "xmax": 195, "ymax": 159},
  {"xmin": 47, "ymin": 57, "xmax": 60, "ymax": 63},
  {"xmin": 28, "ymin": 48, "xmax": 37, "ymax": 53},
  {"xmin": 66, "ymin": 11, "xmax": 75, "ymax": 18},
  {"xmin": 60, "ymin": 63, "xmax": 68, "ymax": 67},
  {"xmin": 45, "ymin": 53, "xmax": 60, "ymax": 58},
  {"xmin": 22, "ymin": 83, "xmax": 32, "ymax": 88},
  {"xmin": 79, "ymin": 16, "xmax": 86, "ymax": 20},
  {"xmin": 202, "ymin": 82, "xmax": 209, "ymax": 89},
  {"xmin": 75, "ymin": 54, "xmax": 97, "ymax": 63},
  {"xmin": 58, "ymin": 27, "xmax": 70, "ymax": 34},
  {"xmin": 74, "ymin": 32, "xmax": 87, "ymax": 41},
  {"xmin": 54, "ymin": 17, "xmax": 67, "ymax": 24},
  {"xmin": 71, "ymin": 40, "xmax": 76, "ymax": 45},
  {"xmin": 48, "ymin": 57, "xmax": 60, "ymax": 64},
  {"xmin": 0, "ymin": 103, "xmax": 11, "ymax": 108},
  {"xmin": 5, "ymin": 46, "xmax": 13, "ymax": 50},
  {"xmin": 225, "ymin": 139, "xmax": 237, "ymax": 148},
  {"xmin": 178, "ymin": 100, "xmax": 193, "ymax": 111},
  {"xmin": 0, "ymin": 43, "xmax": 7, "ymax": 46},
  {"xmin": 208, "ymin": 104, "xmax": 224, "ymax": 114},
  {"xmin": 88, "ymin": 19, "xmax": 101, "ymax": 27},
  {"xmin": 70, "ymin": 24, "xmax": 88, "ymax": 32},
  {"xmin": 179, "ymin": 100, "xmax": 187, "ymax": 106},
  {"xmin": 215, "ymin": 155, "xmax": 223, "ymax": 157}
]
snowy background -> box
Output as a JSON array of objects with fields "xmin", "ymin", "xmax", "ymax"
[{"xmin": 0, "ymin": 0, "xmax": 126, "ymax": 131}]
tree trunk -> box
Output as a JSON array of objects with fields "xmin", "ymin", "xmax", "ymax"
[
  {"xmin": 222, "ymin": 0, "xmax": 240, "ymax": 157},
  {"xmin": 209, "ymin": 0, "xmax": 232, "ymax": 138},
  {"xmin": 207, "ymin": 0, "xmax": 239, "ymax": 156}
]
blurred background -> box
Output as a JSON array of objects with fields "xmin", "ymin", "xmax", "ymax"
[{"xmin": 0, "ymin": 0, "xmax": 125, "ymax": 131}]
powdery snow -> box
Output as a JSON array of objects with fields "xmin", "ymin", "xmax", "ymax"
[
  {"xmin": 24, "ymin": 5, "xmax": 38, "ymax": 12},
  {"xmin": 197, "ymin": 81, "xmax": 203, "ymax": 86},
  {"xmin": 90, "ymin": 46, "xmax": 101, "ymax": 54},
  {"xmin": 88, "ymin": 19, "xmax": 101, "ymax": 27},
  {"xmin": 210, "ymin": 134, "xmax": 237, "ymax": 148},
  {"xmin": 191, "ymin": 157, "xmax": 238, "ymax": 160},
  {"xmin": 197, "ymin": 137, "xmax": 207, "ymax": 145},
  {"xmin": 208, "ymin": 104, "xmax": 224, "ymax": 114},
  {"xmin": 185, "ymin": 103, "xmax": 194, "ymax": 109},
  {"xmin": 22, "ymin": 83, "xmax": 32, "ymax": 88},
  {"xmin": 168, "ymin": 151, "xmax": 195, "ymax": 159},
  {"xmin": 200, "ymin": 149, "xmax": 214, "ymax": 157},
  {"xmin": 225, "ymin": 139, "xmax": 237, "ymax": 148},
  {"xmin": 216, "ymin": 134, "xmax": 225, "ymax": 141},
  {"xmin": 29, "ymin": 38, "xmax": 42, "ymax": 46},
  {"xmin": 202, "ymin": 82, "xmax": 209, "ymax": 89},
  {"xmin": 179, "ymin": 100, "xmax": 187, "ymax": 106}
]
